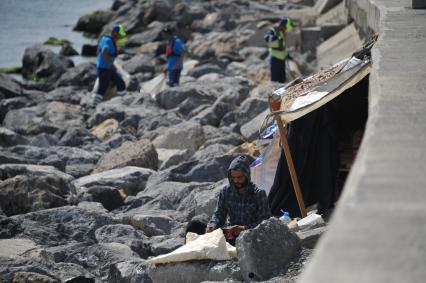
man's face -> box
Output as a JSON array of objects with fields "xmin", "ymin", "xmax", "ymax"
[{"xmin": 230, "ymin": 169, "xmax": 248, "ymax": 190}]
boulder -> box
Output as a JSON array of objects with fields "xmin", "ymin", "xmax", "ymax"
[
  {"xmin": 124, "ymin": 24, "xmax": 163, "ymax": 48},
  {"xmin": 236, "ymin": 217, "xmax": 301, "ymax": 281},
  {"xmin": 187, "ymin": 64, "xmax": 224, "ymax": 78},
  {"xmin": 90, "ymin": 118, "xmax": 121, "ymax": 142},
  {"xmin": 201, "ymin": 126, "xmax": 245, "ymax": 147},
  {"xmin": 225, "ymin": 97, "xmax": 268, "ymax": 127},
  {"xmin": 4, "ymin": 206, "xmax": 115, "ymax": 246},
  {"xmin": 45, "ymin": 86, "xmax": 82, "ymax": 104},
  {"xmin": 56, "ymin": 62, "xmax": 97, "ymax": 89},
  {"xmin": 101, "ymin": 133, "xmax": 138, "ymax": 150},
  {"xmin": 95, "ymin": 224, "xmax": 150, "ymax": 258},
  {"xmin": 94, "ymin": 139, "xmax": 158, "ymax": 172},
  {"xmin": 155, "ymin": 85, "xmax": 216, "ymax": 110},
  {"xmin": 0, "ymin": 164, "xmax": 76, "ymax": 216},
  {"xmin": 149, "ymin": 234, "xmax": 186, "ymax": 256},
  {"xmin": 2, "ymin": 145, "xmax": 102, "ymax": 172},
  {"xmin": 147, "ymin": 154, "xmax": 247, "ymax": 185},
  {"xmin": 125, "ymin": 211, "xmax": 180, "ymax": 237},
  {"xmin": 22, "ymin": 44, "xmax": 73, "ymax": 83},
  {"xmin": 240, "ymin": 109, "xmax": 269, "ymax": 141},
  {"xmin": 157, "ymin": 148, "xmax": 193, "ymax": 170},
  {"xmin": 122, "ymin": 54, "xmax": 155, "ymax": 75},
  {"xmin": 27, "ymin": 133, "xmax": 59, "ymax": 147},
  {"xmin": 191, "ymin": 144, "xmax": 234, "ymax": 162},
  {"xmin": 0, "ymin": 73, "xmax": 22, "ymax": 98},
  {"xmin": 152, "ymin": 121, "xmax": 204, "ymax": 152},
  {"xmin": 0, "ymin": 96, "xmax": 35, "ymax": 123},
  {"xmin": 11, "ymin": 272, "xmax": 58, "ymax": 283},
  {"xmin": 0, "ymin": 238, "xmax": 39, "ymax": 257},
  {"xmin": 59, "ymin": 44, "xmax": 78, "ymax": 57},
  {"xmin": 148, "ymin": 260, "xmax": 242, "ymax": 283},
  {"xmin": 74, "ymin": 10, "xmax": 114, "ymax": 34},
  {"xmin": 59, "ymin": 127, "xmax": 100, "ymax": 147},
  {"xmin": 77, "ymin": 186, "xmax": 124, "ymax": 211},
  {"xmin": 73, "ymin": 166, "xmax": 155, "ymax": 196},
  {"xmin": 3, "ymin": 101, "xmax": 84, "ymax": 135},
  {"xmin": 108, "ymin": 260, "xmax": 152, "ymax": 283},
  {"xmin": 0, "ymin": 127, "xmax": 28, "ymax": 147}
]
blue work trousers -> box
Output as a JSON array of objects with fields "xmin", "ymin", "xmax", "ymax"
[
  {"xmin": 96, "ymin": 68, "xmax": 126, "ymax": 96},
  {"xmin": 168, "ymin": 69, "xmax": 182, "ymax": 87},
  {"xmin": 270, "ymin": 56, "xmax": 286, "ymax": 83}
]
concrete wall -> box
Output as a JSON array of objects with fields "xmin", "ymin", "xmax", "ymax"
[{"xmin": 298, "ymin": 1, "xmax": 426, "ymax": 282}]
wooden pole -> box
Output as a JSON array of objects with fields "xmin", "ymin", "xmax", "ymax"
[{"xmin": 270, "ymin": 99, "xmax": 307, "ymax": 218}]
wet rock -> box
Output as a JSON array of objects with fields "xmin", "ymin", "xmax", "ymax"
[
  {"xmin": 152, "ymin": 121, "xmax": 204, "ymax": 152},
  {"xmin": 56, "ymin": 62, "xmax": 97, "ymax": 90},
  {"xmin": 0, "ymin": 73, "xmax": 22, "ymax": 98},
  {"xmin": 73, "ymin": 166, "xmax": 155, "ymax": 196},
  {"xmin": 94, "ymin": 138, "xmax": 158, "ymax": 173},
  {"xmin": 108, "ymin": 260, "xmax": 152, "ymax": 283},
  {"xmin": 74, "ymin": 10, "xmax": 113, "ymax": 34},
  {"xmin": 148, "ymin": 260, "xmax": 242, "ymax": 283},
  {"xmin": 236, "ymin": 217, "xmax": 301, "ymax": 281},
  {"xmin": 95, "ymin": 224, "xmax": 150, "ymax": 258},
  {"xmin": 60, "ymin": 44, "xmax": 79, "ymax": 57},
  {"xmin": 22, "ymin": 44, "xmax": 73, "ymax": 83}
]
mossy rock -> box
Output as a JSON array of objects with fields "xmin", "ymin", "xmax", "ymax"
[
  {"xmin": 0, "ymin": 66, "xmax": 22, "ymax": 74},
  {"xmin": 60, "ymin": 44, "xmax": 79, "ymax": 56},
  {"xmin": 44, "ymin": 37, "xmax": 72, "ymax": 46}
]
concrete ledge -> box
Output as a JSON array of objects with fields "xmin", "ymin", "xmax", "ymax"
[{"xmin": 299, "ymin": 1, "xmax": 426, "ymax": 282}]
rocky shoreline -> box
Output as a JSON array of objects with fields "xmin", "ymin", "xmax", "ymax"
[{"xmin": 1, "ymin": 0, "xmax": 350, "ymax": 282}]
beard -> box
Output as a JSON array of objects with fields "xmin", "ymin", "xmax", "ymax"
[{"xmin": 233, "ymin": 179, "xmax": 249, "ymax": 189}]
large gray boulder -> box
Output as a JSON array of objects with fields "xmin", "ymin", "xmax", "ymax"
[
  {"xmin": 1, "ymin": 145, "xmax": 102, "ymax": 172},
  {"xmin": 73, "ymin": 166, "xmax": 155, "ymax": 196},
  {"xmin": 0, "ymin": 127, "xmax": 28, "ymax": 147},
  {"xmin": 236, "ymin": 217, "xmax": 301, "ymax": 282},
  {"xmin": 74, "ymin": 10, "xmax": 113, "ymax": 34},
  {"xmin": 3, "ymin": 102, "xmax": 84, "ymax": 135},
  {"xmin": 55, "ymin": 62, "xmax": 97, "ymax": 89},
  {"xmin": 187, "ymin": 63, "xmax": 224, "ymax": 78},
  {"xmin": 45, "ymin": 86, "xmax": 83, "ymax": 104},
  {"xmin": 148, "ymin": 260, "xmax": 242, "ymax": 283},
  {"xmin": 0, "ymin": 73, "xmax": 22, "ymax": 99},
  {"xmin": 94, "ymin": 139, "xmax": 158, "ymax": 173},
  {"xmin": 22, "ymin": 44, "xmax": 73, "ymax": 83},
  {"xmin": 108, "ymin": 260, "xmax": 152, "ymax": 283},
  {"xmin": 0, "ymin": 164, "xmax": 75, "ymax": 216},
  {"xmin": 95, "ymin": 224, "xmax": 151, "ymax": 258},
  {"xmin": 2, "ymin": 206, "xmax": 115, "ymax": 246},
  {"xmin": 155, "ymin": 85, "xmax": 216, "ymax": 110},
  {"xmin": 152, "ymin": 121, "xmax": 205, "ymax": 152},
  {"xmin": 201, "ymin": 125, "xmax": 245, "ymax": 147},
  {"xmin": 58, "ymin": 127, "xmax": 100, "ymax": 147},
  {"xmin": 0, "ymin": 96, "xmax": 35, "ymax": 123},
  {"xmin": 146, "ymin": 154, "xmax": 247, "ymax": 185},
  {"xmin": 122, "ymin": 54, "xmax": 155, "ymax": 75}
]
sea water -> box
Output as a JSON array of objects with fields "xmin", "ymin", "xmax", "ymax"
[{"xmin": 0, "ymin": 0, "xmax": 112, "ymax": 68}]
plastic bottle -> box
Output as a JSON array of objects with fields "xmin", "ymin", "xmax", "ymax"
[{"xmin": 279, "ymin": 210, "xmax": 291, "ymax": 225}]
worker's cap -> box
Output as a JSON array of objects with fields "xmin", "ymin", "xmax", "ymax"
[
  {"xmin": 112, "ymin": 23, "xmax": 127, "ymax": 37},
  {"xmin": 279, "ymin": 16, "xmax": 288, "ymax": 26}
]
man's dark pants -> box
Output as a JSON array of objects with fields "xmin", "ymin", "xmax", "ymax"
[
  {"xmin": 270, "ymin": 56, "xmax": 286, "ymax": 83},
  {"xmin": 168, "ymin": 69, "xmax": 182, "ymax": 87},
  {"xmin": 97, "ymin": 68, "xmax": 126, "ymax": 96}
]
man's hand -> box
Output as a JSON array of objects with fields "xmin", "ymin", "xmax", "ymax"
[
  {"xmin": 231, "ymin": 225, "xmax": 246, "ymax": 236},
  {"xmin": 205, "ymin": 223, "xmax": 216, "ymax": 233}
]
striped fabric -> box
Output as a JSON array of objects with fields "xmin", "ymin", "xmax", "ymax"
[{"xmin": 91, "ymin": 94, "xmax": 103, "ymax": 108}]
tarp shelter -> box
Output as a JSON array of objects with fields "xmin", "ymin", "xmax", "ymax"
[{"xmin": 251, "ymin": 42, "xmax": 374, "ymax": 218}]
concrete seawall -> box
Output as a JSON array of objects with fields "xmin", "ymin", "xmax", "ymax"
[{"xmin": 299, "ymin": 1, "xmax": 426, "ymax": 282}]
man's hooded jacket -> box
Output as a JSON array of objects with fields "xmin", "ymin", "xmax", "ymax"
[{"xmin": 208, "ymin": 155, "xmax": 271, "ymax": 229}]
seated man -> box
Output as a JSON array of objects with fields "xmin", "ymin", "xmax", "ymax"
[{"xmin": 206, "ymin": 155, "xmax": 272, "ymax": 245}]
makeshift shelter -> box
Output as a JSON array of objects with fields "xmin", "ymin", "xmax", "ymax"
[{"xmin": 252, "ymin": 36, "xmax": 376, "ymax": 218}]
